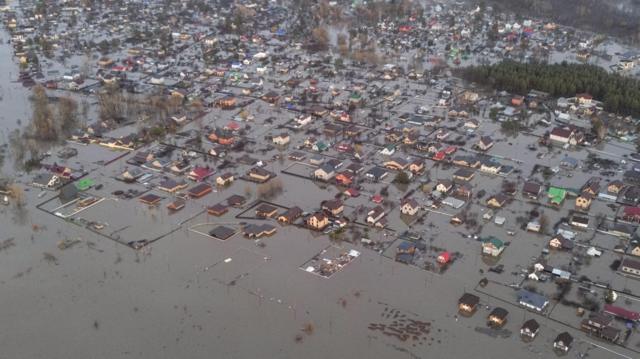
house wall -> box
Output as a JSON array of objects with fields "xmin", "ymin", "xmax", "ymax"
[
  {"xmin": 571, "ymin": 220, "xmax": 589, "ymax": 228},
  {"xmin": 550, "ymin": 134, "xmax": 570, "ymax": 143},
  {"xmin": 622, "ymin": 266, "xmax": 640, "ymax": 276},
  {"xmin": 402, "ymin": 205, "xmax": 419, "ymax": 215},
  {"xmin": 576, "ymin": 197, "xmax": 591, "ymax": 208}
]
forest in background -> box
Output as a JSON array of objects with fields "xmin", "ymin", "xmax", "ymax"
[
  {"xmin": 477, "ymin": 0, "xmax": 640, "ymax": 44},
  {"xmin": 462, "ymin": 61, "xmax": 640, "ymax": 117}
]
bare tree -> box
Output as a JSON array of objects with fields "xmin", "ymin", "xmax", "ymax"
[
  {"xmin": 311, "ymin": 26, "xmax": 330, "ymax": 51},
  {"xmin": 7, "ymin": 184, "xmax": 25, "ymax": 207},
  {"xmin": 57, "ymin": 96, "xmax": 79, "ymax": 134},
  {"xmin": 257, "ymin": 178, "xmax": 283, "ymax": 200},
  {"xmin": 28, "ymin": 85, "xmax": 56, "ymax": 140},
  {"xmin": 98, "ymin": 84, "xmax": 126, "ymax": 122},
  {"xmin": 337, "ymin": 34, "xmax": 349, "ymax": 56}
]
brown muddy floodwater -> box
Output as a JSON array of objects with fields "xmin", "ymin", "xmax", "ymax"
[{"xmin": 0, "ymin": 25, "xmax": 629, "ymax": 359}]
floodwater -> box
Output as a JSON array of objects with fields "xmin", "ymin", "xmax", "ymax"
[
  {"xmin": 0, "ymin": 25, "xmax": 634, "ymax": 359},
  {"xmin": 0, "ymin": 33, "xmax": 31, "ymax": 133},
  {"xmin": 0, "ymin": 28, "xmax": 32, "ymax": 174}
]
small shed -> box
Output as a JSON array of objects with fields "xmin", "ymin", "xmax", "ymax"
[
  {"xmin": 437, "ymin": 251, "xmax": 451, "ymax": 264},
  {"xmin": 75, "ymin": 178, "xmax": 94, "ymax": 191}
]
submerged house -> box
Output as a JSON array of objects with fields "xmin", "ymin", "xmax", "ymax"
[
  {"xmin": 520, "ymin": 319, "xmax": 540, "ymax": 340},
  {"xmin": 517, "ymin": 290, "xmax": 549, "ymax": 312},
  {"xmin": 458, "ymin": 293, "xmax": 480, "ymax": 316},
  {"xmin": 487, "ymin": 307, "xmax": 508, "ymax": 328},
  {"xmin": 278, "ymin": 206, "xmax": 303, "ymax": 224},
  {"xmin": 482, "ymin": 237, "xmax": 505, "ymax": 257},
  {"xmin": 548, "ymin": 187, "xmax": 566, "ymax": 206},
  {"xmin": 553, "ymin": 332, "xmax": 573, "ymax": 353}
]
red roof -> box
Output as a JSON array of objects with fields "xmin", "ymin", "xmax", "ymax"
[
  {"xmin": 444, "ymin": 146, "xmax": 457, "ymax": 154},
  {"xmin": 372, "ymin": 194, "xmax": 384, "ymax": 204},
  {"xmin": 433, "ymin": 151, "xmax": 446, "ymax": 161},
  {"xmin": 624, "ymin": 206, "xmax": 640, "ymax": 217},
  {"xmin": 188, "ymin": 183, "xmax": 212, "ymax": 198},
  {"xmin": 337, "ymin": 143, "xmax": 352, "ymax": 152},
  {"xmin": 550, "ymin": 127, "xmax": 572, "ymax": 139},
  {"xmin": 344, "ymin": 188, "xmax": 360, "ymax": 197},
  {"xmin": 437, "ymin": 252, "xmax": 451, "ymax": 264},
  {"xmin": 225, "ymin": 121, "xmax": 241, "ymax": 131},
  {"xmin": 576, "ymin": 93, "xmax": 593, "ymax": 100},
  {"xmin": 604, "ymin": 304, "xmax": 640, "ymax": 321},
  {"xmin": 190, "ymin": 167, "xmax": 213, "ymax": 181}
]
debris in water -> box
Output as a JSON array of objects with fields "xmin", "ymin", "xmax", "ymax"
[
  {"xmin": 57, "ymin": 238, "xmax": 81, "ymax": 250},
  {"xmin": 474, "ymin": 326, "xmax": 512, "ymax": 338},
  {"xmin": 302, "ymin": 322, "xmax": 315, "ymax": 335},
  {"xmin": 0, "ymin": 238, "xmax": 15, "ymax": 252},
  {"xmin": 338, "ymin": 297, "xmax": 348, "ymax": 308},
  {"xmin": 43, "ymin": 252, "xmax": 58, "ymax": 264},
  {"xmin": 369, "ymin": 308, "xmax": 432, "ymax": 345}
]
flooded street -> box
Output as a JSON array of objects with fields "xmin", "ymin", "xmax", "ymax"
[
  {"xmin": 0, "ymin": 27, "xmax": 31, "ymax": 175},
  {"xmin": 2, "ymin": 1, "xmax": 640, "ymax": 358},
  {"xmin": 0, "ymin": 33, "xmax": 31, "ymax": 134},
  {"xmin": 0, "ymin": 164, "xmax": 530, "ymax": 359},
  {"xmin": 0, "ymin": 46, "xmax": 499, "ymax": 356}
]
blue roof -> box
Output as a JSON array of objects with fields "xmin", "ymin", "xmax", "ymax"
[
  {"xmin": 621, "ymin": 51, "xmax": 640, "ymax": 60},
  {"xmin": 318, "ymin": 164, "xmax": 335, "ymax": 173},
  {"xmin": 396, "ymin": 253, "xmax": 414, "ymax": 263},
  {"xmin": 518, "ymin": 290, "xmax": 548, "ymax": 310},
  {"xmin": 398, "ymin": 241, "xmax": 416, "ymax": 250},
  {"xmin": 561, "ymin": 156, "xmax": 578, "ymax": 166},
  {"xmin": 499, "ymin": 165, "xmax": 514, "ymax": 174}
]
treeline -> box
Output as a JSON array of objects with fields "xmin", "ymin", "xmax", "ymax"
[
  {"xmin": 477, "ymin": 0, "xmax": 640, "ymax": 43},
  {"xmin": 462, "ymin": 61, "xmax": 640, "ymax": 116}
]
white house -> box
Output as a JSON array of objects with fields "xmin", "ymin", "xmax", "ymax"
[
  {"xmin": 380, "ymin": 145, "xmax": 396, "ymax": 156},
  {"xmin": 314, "ymin": 164, "xmax": 335, "ymax": 181},
  {"xmin": 295, "ymin": 115, "xmax": 313, "ymax": 127},
  {"xmin": 367, "ymin": 206, "xmax": 385, "ymax": 224},
  {"xmin": 272, "ymin": 133, "xmax": 290, "ymax": 146},
  {"xmin": 400, "ymin": 199, "xmax": 420, "ymax": 216}
]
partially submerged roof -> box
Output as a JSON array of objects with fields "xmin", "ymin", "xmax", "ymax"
[
  {"xmin": 209, "ymin": 226, "xmax": 236, "ymax": 240},
  {"xmin": 548, "ymin": 187, "xmax": 566, "ymax": 204}
]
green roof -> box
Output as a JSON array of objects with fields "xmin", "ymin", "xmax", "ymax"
[
  {"xmin": 482, "ymin": 236, "xmax": 504, "ymax": 249},
  {"xmin": 75, "ymin": 178, "xmax": 94, "ymax": 191},
  {"xmin": 548, "ymin": 187, "xmax": 566, "ymax": 204}
]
